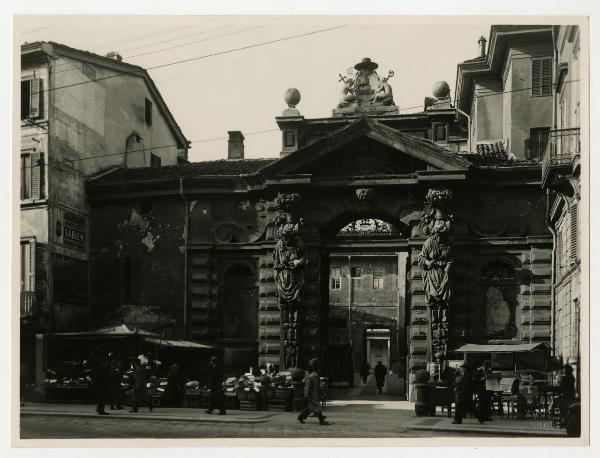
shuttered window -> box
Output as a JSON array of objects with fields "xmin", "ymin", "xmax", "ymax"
[
  {"xmin": 21, "ymin": 78, "xmax": 43, "ymax": 120},
  {"xmin": 570, "ymin": 203, "xmax": 578, "ymax": 260},
  {"xmin": 20, "ymin": 240, "xmax": 35, "ymax": 292},
  {"xmin": 21, "ymin": 152, "xmax": 44, "ymax": 200},
  {"xmin": 532, "ymin": 57, "xmax": 552, "ymax": 97},
  {"xmin": 556, "ymin": 230, "xmax": 563, "ymax": 277}
]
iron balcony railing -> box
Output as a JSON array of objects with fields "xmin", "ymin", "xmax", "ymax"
[
  {"xmin": 20, "ymin": 291, "xmax": 38, "ymax": 317},
  {"xmin": 542, "ymin": 128, "xmax": 580, "ymax": 182}
]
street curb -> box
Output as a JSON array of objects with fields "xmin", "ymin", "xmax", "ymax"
[
  {"xmin": 407, "ymin": 425, "xmax": 565, "ymax": 437},
  {"xmin": 20, "ymin": 410, "xmax": 272, "ymax": 424}
]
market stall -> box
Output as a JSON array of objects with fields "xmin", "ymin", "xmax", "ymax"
[
  {"xmin": 45, "ymin": 325, "xmax": 220, "ymax": 405},
  {"xmin": 451, "ymin": 342, "xmax": 554, "ymax": 418}
]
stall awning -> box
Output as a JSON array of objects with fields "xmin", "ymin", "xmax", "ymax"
[
  {"xmin": 50, "ymin": 324, "xmax": 155, "ymax": 339},
  {"xmin": 454, "ymin": 343, "xmax": 549, "ymax": 353},
  {"xmin": 145, "ymin": 337, "xmax": 216, "ymax": 349}
]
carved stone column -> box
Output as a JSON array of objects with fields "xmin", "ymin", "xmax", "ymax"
[
  {"xmin": 417, "ymin": 189, "xmax": 455, "ymax": 377},
  {"xmin": 272, "ymin": 193, "xmax": 307, "ymax": 369}
]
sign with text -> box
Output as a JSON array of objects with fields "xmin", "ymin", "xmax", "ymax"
[{"xmin": 54, "ymin": 207, "xmax": 88, "ymax": 254}]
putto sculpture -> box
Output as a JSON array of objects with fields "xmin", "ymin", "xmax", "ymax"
[
  {"xmin": 417, "ymin": 189, "xmax": 455, "ymax": 376},
  {"xmin": 272, "ymin": 193, "xmax": 307, "ymax": 369}
]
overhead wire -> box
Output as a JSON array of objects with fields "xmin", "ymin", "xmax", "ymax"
[
  {"xmin": 18, "ymin": 79, "xmax": 579, "ymax": 146},
  {"xmin": 26, "ymin": 25, "xmax": 348, "ymax": 98}
]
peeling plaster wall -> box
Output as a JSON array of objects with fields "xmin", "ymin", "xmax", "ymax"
[
  {"xmin": 50, "ymin": 55, "xmax": 181, "ymax": 211},
  {"xmin": 89, "ymin": 196, "xmax": 185, "ymax": 335}
]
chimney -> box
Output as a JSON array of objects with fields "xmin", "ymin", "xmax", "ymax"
[
  {"xmin": 227, "ymin": 131, "xmax": 244, "ymax": 160},
  {"xmin": 477, "ymin": 36, "xmax": 487, "ymax": 58},
  {"xmin": 106, "ymin": 51, "xmax": 123, "ymax": 62}
]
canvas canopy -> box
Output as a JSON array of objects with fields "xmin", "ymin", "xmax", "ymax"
[
  {"xmin": 453, "ymin": 343, "xmax": 549, "ymax": 353},
  {"xmin": 49, "ymin": 324, "xmax": 154, "ymax": 339},
  {"xmin": 145, "ymin": 337, "xmax": 215, "ymax": 350}
]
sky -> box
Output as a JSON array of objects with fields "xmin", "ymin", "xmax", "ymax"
[{"xmin": 15, "ymin": 16, "xmax": 503, "ymax": 162}]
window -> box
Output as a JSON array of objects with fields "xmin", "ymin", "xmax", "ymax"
[
  {"xmin": 20, "ymin": 239, "xmax": 35, "ymax": 293},
  {"xmin": 532, "ymin": 57, "xmax": 552, "ymax": 97},
  {"xmin": 570, "ymin": 203, "xmax": 578, "ymax": 261},
  {"xmin": 81, "ymin": 62, "xmax": 96, "ymax": 80},
  {"xmin": 21, "ymin": 78, "xmax": 43, "ymax": 120},
  {"xmin": 150, "ymin": 153, "xmax": 161, "ymax": 167},
  {"xmin": 373, "ymin": 269, "xmax": 384, "ymax": 289},
  {"xmin": 145, "ymin": 98, "xmax": 153, "ymax": 126},
  {"xmin": 529, "ymin": 127, "xmax": 550, "ymax": 161},
  {"xmin": 330, "ymin": 267, "xmax": 341, "ymax": 290},
  {"xmin": 351, "ymin": 267, "xmax": 363, "ymax": 289},
  {"xmin": 432, "ymin": 123, "xmax": 448, "ymax": 142},
  {"xmin": 21, "ymin": 151, "xmax": 44, "ymax": 200},
  {"xmin": 284, "ymin": 131, "xmax": 296, "ymax": 147}
]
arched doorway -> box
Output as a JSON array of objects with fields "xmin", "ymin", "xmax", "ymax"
[{"xmin": 321, "ymin": 216, "xmax": 409, "ymax": 395}]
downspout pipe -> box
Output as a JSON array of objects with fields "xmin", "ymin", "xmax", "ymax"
[
  {"xmin": 179, "ymin": 177, "xmax": 192, "ymax": 338},
  {"xmin": 454, "ymin": 107, "xmax": 472, "ymax": 153},
  {"xmin": 546, "ymin": 188, "xmax": 557, "ymax": 360}
]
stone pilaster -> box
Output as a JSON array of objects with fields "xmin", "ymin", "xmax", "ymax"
[{"xmin": 189, "ymin": 249, "xmax": 218, "ymax": 340}]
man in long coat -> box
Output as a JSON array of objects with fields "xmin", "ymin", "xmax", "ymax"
[
  {"xmin": 374, "ymin": 361, "xmax": 388, "ymax": 394},
  {"xmin": 297, "ymin": 358, "xmax": 329, "ymax": 425},
  {"xmin": 130, "ymin": 359, "xmax": 150, "ymax": 412},
  {"xmin": 451, "ymin": 366, "xmax": 473, "ymax": 424},
  {"xmin": 206, "ymin": 356, "xmax": 226, "ymax": 415}
]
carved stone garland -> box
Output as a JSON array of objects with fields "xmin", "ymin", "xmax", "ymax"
[
  {"xmin": 417, "ymin": 189, "xmax": 455, "ymax": 377},
  {"xmin": 272, "ymin": 193, "xmax": 307, "ymax": 369}
]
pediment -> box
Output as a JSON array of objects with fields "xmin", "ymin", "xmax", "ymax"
[{"xmin": 260, "ymin": 117, "xmax": 470, "ymax": 177}]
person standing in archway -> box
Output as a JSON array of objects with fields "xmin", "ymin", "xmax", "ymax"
[{"xmin": 374, "ymin": 361, "xmax": 388, "ymax": 394}]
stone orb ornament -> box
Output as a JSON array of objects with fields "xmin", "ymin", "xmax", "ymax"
[
  {"xmin": 432, "ymin": 80, "xmax": 451, "ymax": 99},
  {"xmin": 284, "ymin": 88, "xmax": 301, "ymax": 108}
]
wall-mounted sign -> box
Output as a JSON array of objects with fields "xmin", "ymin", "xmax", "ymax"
[{"xmin": 54, "ymin": 207, "xmax": 87, "ymax": 254}]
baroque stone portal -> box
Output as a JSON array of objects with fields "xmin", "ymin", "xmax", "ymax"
[
  {"xmin": 417, "ymin": 189, "xmax": 454, "ymax": 374},
  {"xmin": 272, "ymin": 193, "xmax": 307, "ymax": 369}
]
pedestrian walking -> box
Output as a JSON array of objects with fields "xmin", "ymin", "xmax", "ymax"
[
  {"xmin": 360, "ymin": 361, "xmax": 370, "ymax": 384},
  {"xmin": 91, "ymin": 352, "xmax": 110, "ymax": 415},
  {"xmin": 297, "ymin": 358, "xmax": 329, "ymax": 425},
  {"xmin": 374, "ymin": 361, "xmax": 387, "ymax": 394},
  {"xmin": 451, "ymin": 365, "xmax": 473, "ymax": 424},
  {"xmin": 130, "ymin": 359, "xmax": 151, "ymax": 413},
  {"xmin": 205, "ymin": 356, "xmax": 226, "ymax": 415}
]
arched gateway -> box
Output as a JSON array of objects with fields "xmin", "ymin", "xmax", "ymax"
[{"xmin": 88, "ymin": 57, "xmax": 551, "ymax": 399}]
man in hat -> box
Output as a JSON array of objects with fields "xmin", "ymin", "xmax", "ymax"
[
  {"xmin": 452, "ymin": 364, "xmax": 474, "ymax": 424},
  {"xmin": 206, "ymin": 356, "xmax": 225, "ymax": 415},
  {"xmin": 297, "ymin": 358, "xmax": 329, "ymax": 425},
  {"xmin": 475, "ymin": 360, "xmax": 493, "ymax": 423}
]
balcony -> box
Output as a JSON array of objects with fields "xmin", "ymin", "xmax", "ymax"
[{"xmin": 542, "ymin": 128, "xmax": 580, "ymax": 191}]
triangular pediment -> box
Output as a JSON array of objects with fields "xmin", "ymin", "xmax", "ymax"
[{"xmin": 260, "ymin": 117, "xmax": 470, "ymax": 177}]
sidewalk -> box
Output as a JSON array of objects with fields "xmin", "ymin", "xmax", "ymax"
[
  {"xmin": 20, "ymin": 403, "xmax": 274, "ymax": 424},
  {"xmin": 20, "ymin": 401, "xmax": 568, "ymax": 437},
  {"xmin": 325, "ymin": 400, "xmax": 566, "ymax": 437}
]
